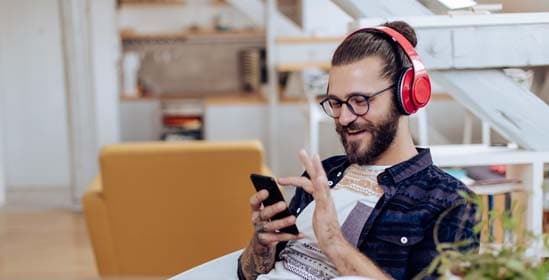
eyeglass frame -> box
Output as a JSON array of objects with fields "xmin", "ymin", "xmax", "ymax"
[{"xmin": 319, "ymin": 84, "xmax": 396, "ymax": 118}]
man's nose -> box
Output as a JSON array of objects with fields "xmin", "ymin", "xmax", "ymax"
[{"xmin": 338, "ymin": 104, "xmax": 357, "ymax": 126}]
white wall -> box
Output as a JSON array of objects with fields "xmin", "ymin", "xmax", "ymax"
[
  {"xmin": 205, "ymin": 102, "xmax": 343, "ymax": 178},
  {"xmin": 90, "ymin": 0, "xmax": 121, "ymax": 147},
  {"xmin": 58, "ymin": 0, "xmax": 122, "ymax": 203},
  {"xmin": 0, "ymin": 36, "xmax": 5, "ymax": 204},
  {"xmin": 118, "ymin": 0, "xmax": 256, "ymax": 33},
  {"xmin": 0, "ymin": 0, "xmax": 71, "ymax": 189},
  {"xmin": 120, "ymin": 101, "xmax": 162, "ymax": 142},
  {"xmin": 0, "ymin": 133, "xmax": 4, "ymax": 204},
  {"xmin": 301, "ymin": 0, "xmax": 352, "ymax": 35}
]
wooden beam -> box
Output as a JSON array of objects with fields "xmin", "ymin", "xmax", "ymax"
[
  {"xmin": 331, "ymin": 0, "xmax": 432, "ymax": 18},
  {"xmin": 341, "ymin": 2, "xmax": 549, "ymax": 70},
  {"xmin": 418, "ymin": 0, "xmax": 477, "ymax": 15},
  {"xmin": 431, "ymin": 70, "xmax": 549, "ymax": 151},
  {"xmin": 348, "ymin": 13, "xmax": 549, "ymax": 69},
  {"xmin": 352, "ymin": 12, "xmax": 549, "ymax": 28},
  {"xmin": 330, "ymin": 0, "xmax": 366, "ymax": 19},
  {"xmin": 274, "ymin": 13, "xmax": 549, "ymax": 70},
  {"xmin": 225, "ymin": 0, "xmax": 303, "ymax": 36}
]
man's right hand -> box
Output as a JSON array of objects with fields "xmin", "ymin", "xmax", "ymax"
[
  {"xmin": 239, "ymin": 190, "xmax": 303, "ymax": 280},
  {"xmin": 250, "ymin": 189, "xmax": 303, "ymax": 247}
]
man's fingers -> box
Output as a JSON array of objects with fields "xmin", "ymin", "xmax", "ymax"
[
  {"xmin": 249, "ymin": 189, "xmax": 269, "ymax": 211},
  {"xmin": 259, "ymin": 201, "xmax": 287, "ymax": 221},
  {"xmin": 278, "ymin": 176, "xmax": 313, "ymax": 193},
  {"xmin": 257, "ymin": 232, "xmax": 304, "ymax": 245},
  {"xmin": 311, "ymin": 154, "xmax": 330, "ymax": 200},
  {"xmin": 251, "ymin": 211, "xmax": 261, "ymax": 225},
  {"xmin": 312, "ymin": 154, "xmax": 327, "ymax": 178},
  {"xmin": 298, "ymin": 149, "xmax": 315, "ymax": 177},
  {"xmin": 263, "ymin": 215, "xmax": 297, "ymax": 232}
]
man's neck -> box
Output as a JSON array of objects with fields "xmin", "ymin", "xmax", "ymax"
[{"xmin": 371, "ymin": 118, "xmax": 418, "ymax": 166}]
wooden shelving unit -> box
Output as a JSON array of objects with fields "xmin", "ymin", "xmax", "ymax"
[
  {"xmin": 120, "ymin": 91, "xmax": 258, "ymax": 101},
  {"xmin": 119, "ymin": 0, "xmax": 185, "ymax": 4},
  {"xmin": 120, "ymin": 91, "xmax": 310, "ymax": 106},
  {"xmin": 120, "ymin": 29, "xmax": 265, "ymax": 41},
  {"xmin": 276, "ymin": 62, "xmax": 331, "ymax": 72},
  {"xmin": 275, "ymin": 36, "xmax": 343, "ymax": 44}
]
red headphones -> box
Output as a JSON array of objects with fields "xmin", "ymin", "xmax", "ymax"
[{"xmin": 345, "ymin": 26, "xmax": 432, "ymax": 115}]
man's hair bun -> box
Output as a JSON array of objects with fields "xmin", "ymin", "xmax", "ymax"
[{"xmin": 382, "ymin": 21, "xmax": 417, "ymax": 48}]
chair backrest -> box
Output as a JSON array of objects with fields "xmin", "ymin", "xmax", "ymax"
[{"xmin": 99, "ymin": 141, "xmax": 265, "ymax": 275}]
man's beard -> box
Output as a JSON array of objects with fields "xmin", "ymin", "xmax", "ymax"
[{"xmin": 336, "ymin": 108, "xmax": 400, "ymax": 165}]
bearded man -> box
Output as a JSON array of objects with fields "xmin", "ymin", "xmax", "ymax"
[{"xmin": 237, "ymin": 21, "xmax": 478, "ymax": 280}]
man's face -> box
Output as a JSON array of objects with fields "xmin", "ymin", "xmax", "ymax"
[{"xmin": 328, "ymin": 56, "xmax": 401, "ymax": 165}]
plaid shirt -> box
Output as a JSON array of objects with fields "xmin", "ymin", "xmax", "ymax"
[{"xmin": 238, "ymin": 148, "xmax": 478, "ymax": 280}]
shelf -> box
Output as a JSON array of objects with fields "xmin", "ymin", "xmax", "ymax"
[
  {"xmin": 121, "ymin": 92, "xmax": 314, "ymax": 106},
  {"xmin": 120, "ymin": 29, "xmax": 265, "ymax": 41},
  {"xmin": 430, "ymin": 145, "xmax": 549, "ymax": 167},
  {"xmin": 276, "ymin": 62, "xmax": 331, "ymax": 72},
  {"xmin": 205, "ymin": 95, "xmax": 266, "ymax": 105},
  {"xmin": 468, "ymin": 183, "xmax": 523, "ymax": 196},
  {"xmin": 430, "ymin": 92, "xmax": 454, "ymax": 101},
  {"xmin": 275, "ymin": 36, "xmax": 343, "ymax": 44},
  {"xmin": 120, "ymin": 91, "xmax": 257, "ymax": 101}
]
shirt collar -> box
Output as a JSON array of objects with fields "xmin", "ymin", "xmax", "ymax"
[
  {"xmin": 328, "ymin": 148, "xmax": 433, "ymax": 185},
  {"xmin": 385, "ymin": 148, "xmax": 432, "ymax": 183}
]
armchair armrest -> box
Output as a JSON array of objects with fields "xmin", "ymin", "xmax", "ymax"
[
  {"xmin": 82, "ymin": 175, "xmax": 119, "ymax": 275},
  {"xmin": 260, "ymin": 164, "xmax": 272, "ymax": 176}
]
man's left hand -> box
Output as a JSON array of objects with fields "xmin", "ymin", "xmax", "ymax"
[
  {"xmin": 278, "ymin": 149, "xmax": 346, "ymax": 254},
  {"xmin": 279, "ymin": 150, "xmax": 393, "ymax": 279}
]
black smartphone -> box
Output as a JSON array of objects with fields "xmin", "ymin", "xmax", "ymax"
[{"xmin": 250, "ymin": 173, "xmax": 299, "ymax": 235}]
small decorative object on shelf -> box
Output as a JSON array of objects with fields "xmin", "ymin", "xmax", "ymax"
[
  {"xmin": 240, "ymin": 48, "xmax": 266, "ymax": 93},
  {"xmin": 122, "ymin": 51, "xmax": 142, "ymax": 98}
]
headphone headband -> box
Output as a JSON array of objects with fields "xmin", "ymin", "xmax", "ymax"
[{"xmin": 344, "ymin": 26, "xmax": 431, "ymax": 114}]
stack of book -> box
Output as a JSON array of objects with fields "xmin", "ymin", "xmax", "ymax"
[
  {"xmin": 160, "ymin": 100, "xmax": 203, "ymax": 142},
  {"xmin": 444, "ymin": 166, "xmax": 521, "ymax": 196},
  {"xmin": 443, "ymin": 165, "xmax": 522, "ymax": 242}
]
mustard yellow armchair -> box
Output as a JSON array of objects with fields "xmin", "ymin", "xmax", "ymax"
[{"xmin": 82, "ymin": 140, "xmax": 270, "ymax": 276}]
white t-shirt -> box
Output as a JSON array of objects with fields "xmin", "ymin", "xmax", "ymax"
[{"xmin": 258, "ymin": 164, "xmax": 387, "ymax": 280}]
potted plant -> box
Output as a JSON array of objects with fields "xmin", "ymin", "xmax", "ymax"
[{"xmin": 414, "ymin": 191, "xmax": 549, "ymax": 280}]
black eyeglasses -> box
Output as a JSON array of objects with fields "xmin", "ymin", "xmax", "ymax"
[{"xmin": 319, "ymin": 84, "xmax": 395, "ymax": 118}]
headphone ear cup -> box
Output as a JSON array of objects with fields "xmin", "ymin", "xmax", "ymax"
[{"xmin": 396, "ymin": 68, "xmax": 414, "ymax": 115}]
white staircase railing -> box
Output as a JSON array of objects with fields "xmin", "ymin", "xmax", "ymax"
[{"xmin": 225, "ymin": 0, "xmax": 303, "ymax": 36}]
